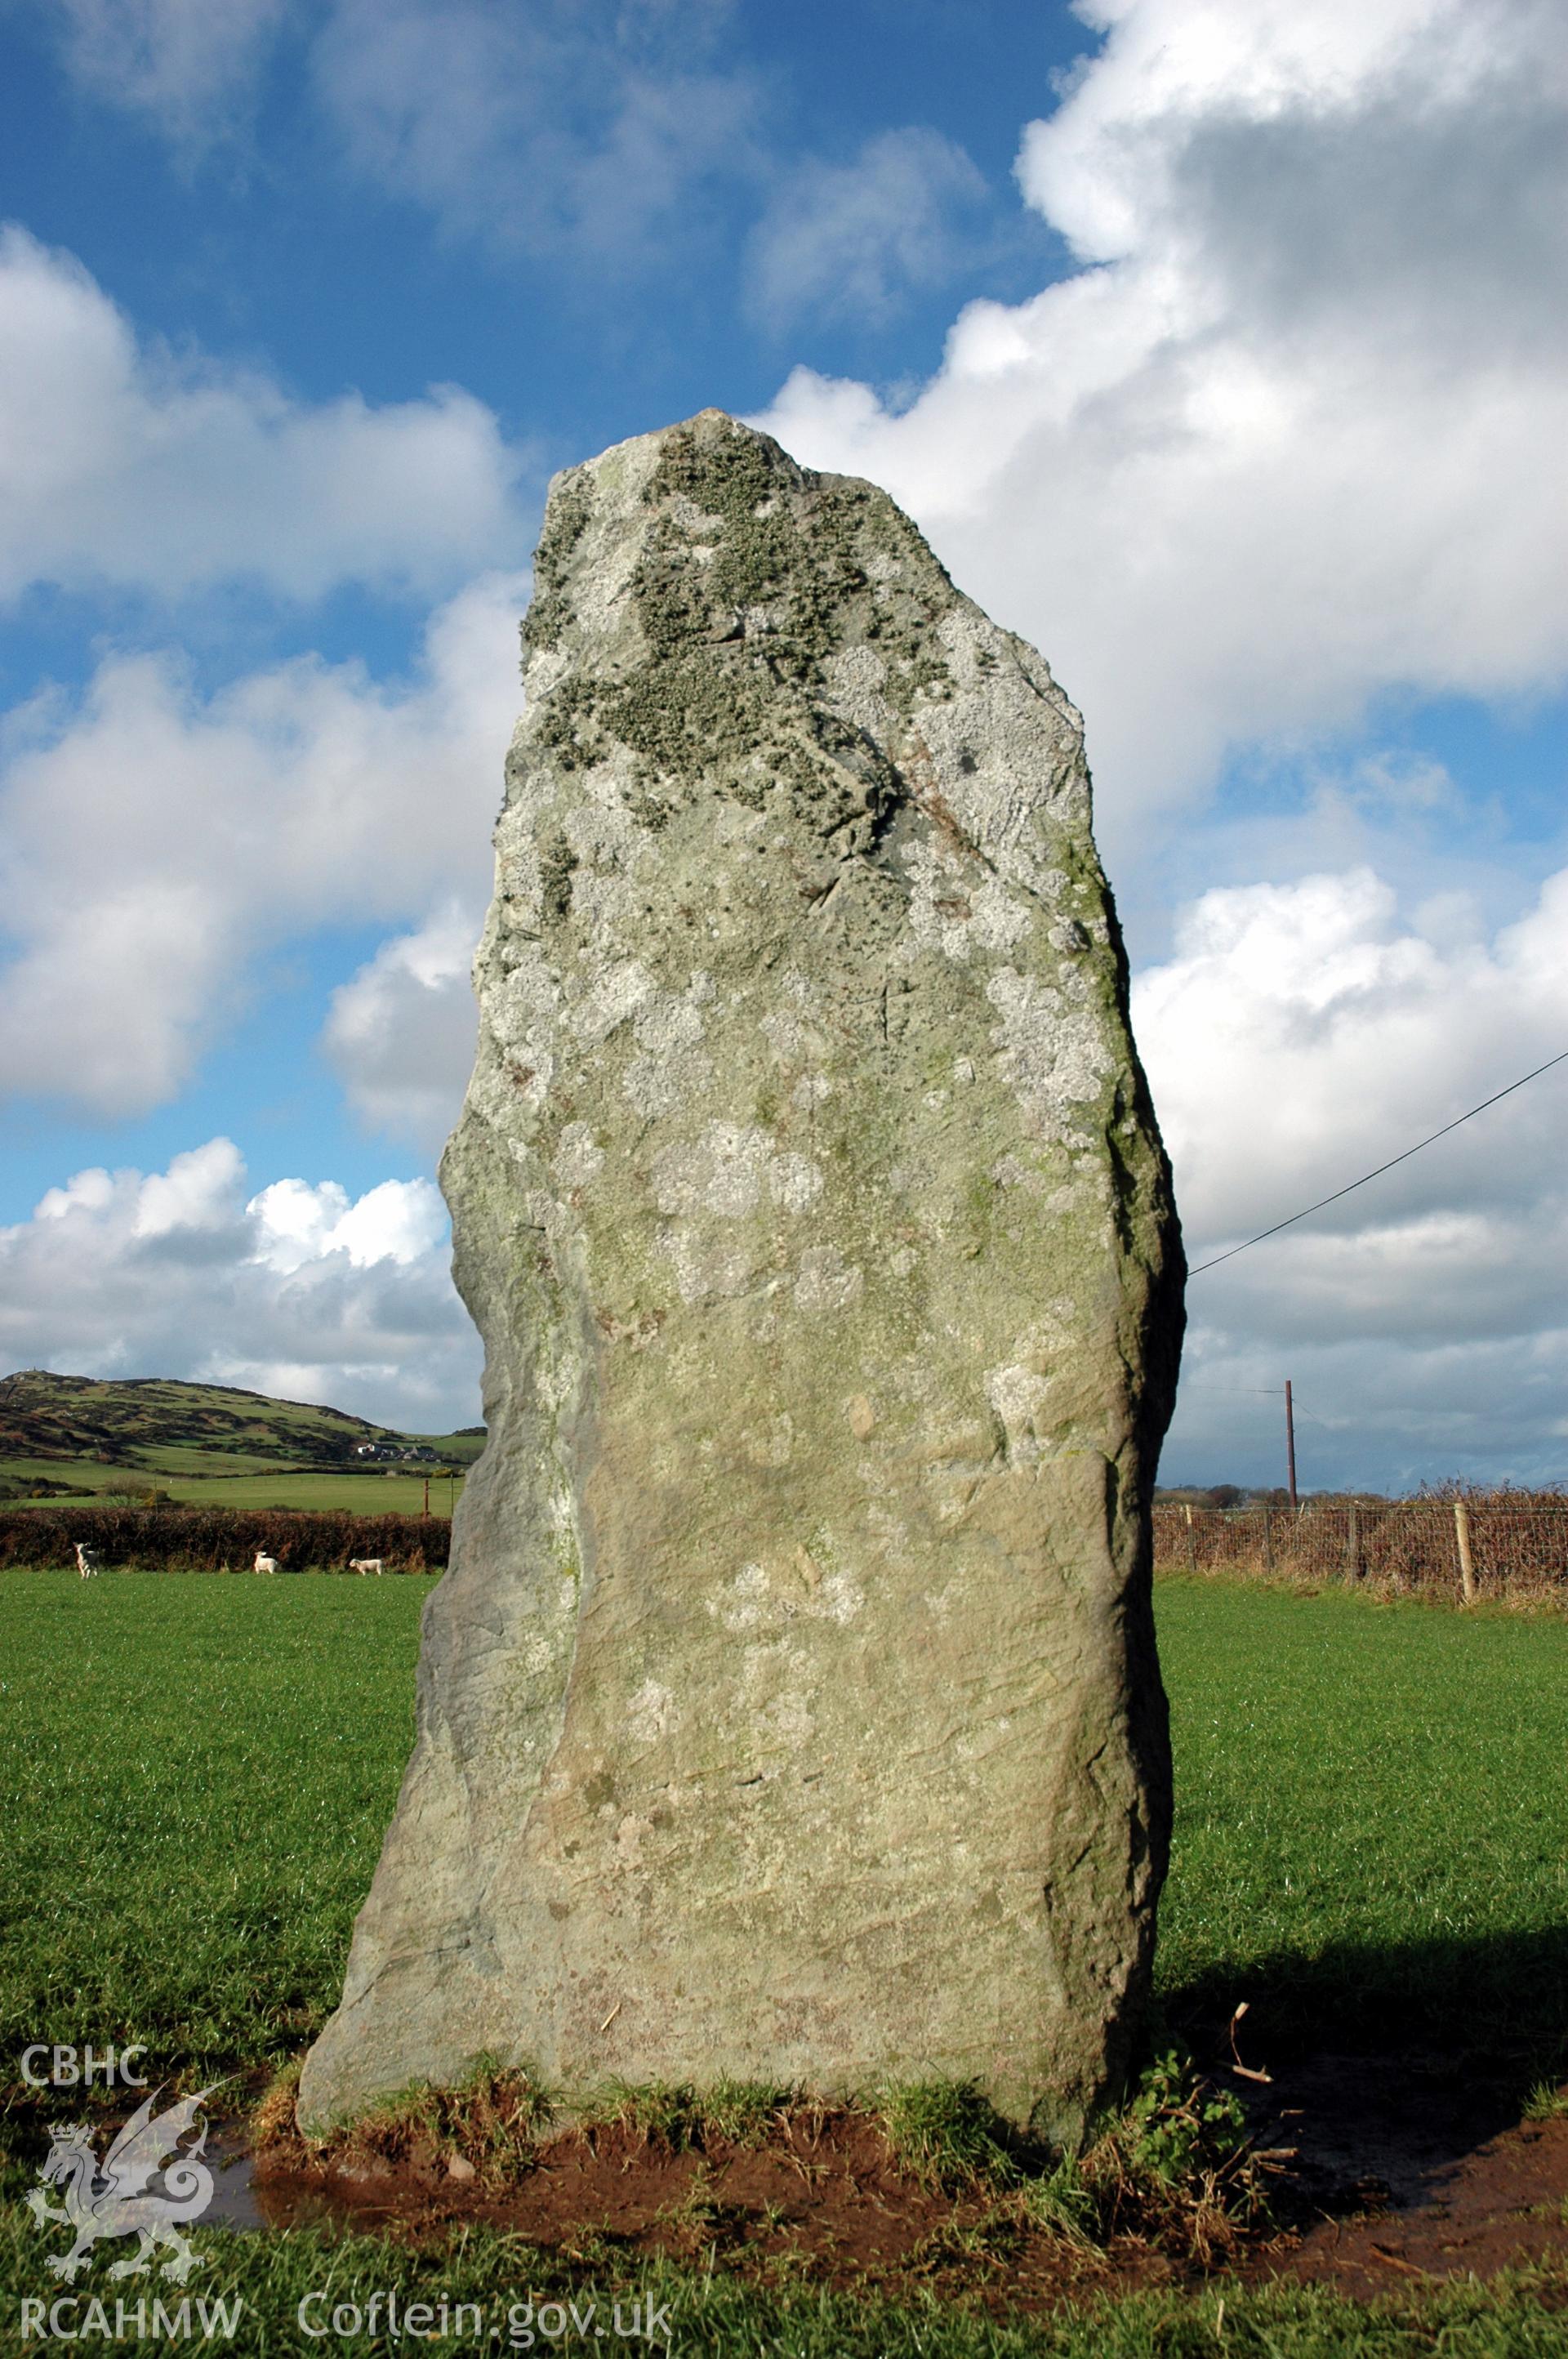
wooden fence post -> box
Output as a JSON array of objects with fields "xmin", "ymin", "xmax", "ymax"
[
  {"xmin": 1184, "ymin": 1501, "xmax": 1196, "ymax": 1572},
  {"xmin": 1346, "ymin": 1502, "xmax": 1360, "ymax": 1582},
  {"xmin": 1454, "ymin": 1499, "xmax": 1477, "ymax": 1605},
  {"xmin": 1263, "ymin": 1506, "xmax": 1273, "ymax": 1573}
]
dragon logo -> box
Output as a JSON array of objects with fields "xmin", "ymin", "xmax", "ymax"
[{"xmin": 25, "ymin": 2085, "xmax": 220, "ymax": 2284}]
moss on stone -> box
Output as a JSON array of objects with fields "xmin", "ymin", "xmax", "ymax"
[
  {"xmin": 538, "ymin": 832, "xmax": 578, "ymax": 921},
  {"xmin": 523, "ymin": 470, "xmax": 595, "ymax": 654},
  {"xmin": 618, "ymin": 414, "xmax": 955, "ymax": 761},
  {"xmin": 532, "ymin": 672, "xmax": 604, "ymax": 773},
  {"xmin": 605, "ymin": 650, "xmax": 770, "ymax": 781}
]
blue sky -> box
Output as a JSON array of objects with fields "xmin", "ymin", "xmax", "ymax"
[{"xmin": 2, "ymin": 0, "xmax": 1565, "ymax": 1487}]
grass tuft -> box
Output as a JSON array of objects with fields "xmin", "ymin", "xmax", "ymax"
[
  {"xmin": 702, "ymin": 2076, "xmax": 800, "ymax": 2146},
  {"xmin": 1523, "ymin": 2078, "xmax": 1568, "ymax": 2121},
  {"xmin": 581, "ymin": 2076, "xmax": 802, "ymax": 2155},
  {"xmin": 654, "ymin": 2163, "xmax": 755, "ymax": 2259},
  {"xmin": 877, "ymin": 2080, "xmax": 1023, "ymax": 2191},
  {"xmin": 873, "ymin": 2052, "xmax": 1266, "ymax": 2263},
  {"xmin": 1017, "ymin": 2153, "xmax": 1100, "ymax": 2250},
  {"xmin": 250, "ymin": 2056, "xmax": 304, "ymax": 2152},
  {"xmin": 584, "ymin": 2079, "xmax": 709, "ymax": 2153}
]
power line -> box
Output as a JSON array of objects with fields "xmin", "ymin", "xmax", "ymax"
[{"xmin": 1187, "ymin": 1046, "xmax": 1568, "ymax": 1278}]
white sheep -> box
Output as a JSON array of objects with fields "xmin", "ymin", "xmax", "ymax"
[
  {"xmin": 74, "ymin": 1542, "xmax": 101, "ymax": 1580},
  {"xmin": 349, "ymin": 1557, "xmax": 385, "ymax": 1577},
  {"xmin": 253, "ymin": 1551, "xmax": 279, "ymax": 1575}
]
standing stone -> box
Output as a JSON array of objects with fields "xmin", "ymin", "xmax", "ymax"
[{"xmin": 299, "ymin": 411, "xmax": 1183, "ymax": 2139}]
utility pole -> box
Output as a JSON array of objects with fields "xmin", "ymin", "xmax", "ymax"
[
  {"xmin": 1285, "ymin": 1379, "xmax": 1298, "ymax": 1512},
  {"xmin": 421, "ymin": 1473, "xmax": 430, "ymax": 1519}
]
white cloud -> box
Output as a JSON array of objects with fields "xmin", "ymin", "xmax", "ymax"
[
  {"xmin": 0, "ymin": 227, "xmax": 527, "ymax": 601},
  {"xmin": 1, "ymin": 1139, "xmax": 479, "ymax": 1430},
  {"xmin": 1137, "ymin": 866, "xmax": 1568, "ymax": 1248},
  {"xmin": 0, "ymin": 570, "xmax": 523, "ymax": 1117},
  {"xmin": 745, "ymin": 128, "xmax": 987, "ymax": 331},
  {"xmin": 44, "ymin": 0, "xmax": 287, "ymax": 145},
  {"xmin": 1135, "ymin": 863, "xmax": 1568, "ymax": 1483},
  {"xmin": 248, "ymin": 1171, "xmax": 448, "ymax": 1273},
  {"xmin": 322, "ymin": 901, "xmax": 479, "ymax": 1154},
  {"xmin": 29, "ymin": 0, "xmax": 764, "ymax": 265},
  {"xmin": 132, "ymin": 1136, "xmax": 246, "ymax": 1237},
  {"xmin": 754, "ymin": 0, "xmax": 1568, "ymax": 846},
  {"xmin": 308, "ymin": 0, "xmax": 759, "ymax": 261}
]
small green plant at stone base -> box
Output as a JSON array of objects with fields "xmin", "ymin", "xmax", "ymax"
[
  {"xmin": 1522, "ymin": 2078, "xmax": 1568, "ymax": 2121},
  {"xmin": 877, "ymin": 2080, "xmax": 1023, "ymax": 2190},
  {"xmin": 1116, "ymin": 2049, "xmax": 1251, "ymax": 2186},
  {"xmin": 1076, "ymin": 2048, "xmax": 1265, "ymax": 2266},
  {"xmin": 875, "ymin": 2059, "xmax": 1260, "ymax": 2261}
]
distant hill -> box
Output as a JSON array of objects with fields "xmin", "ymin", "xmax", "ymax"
[{"xmin": 0, "ymin": 1369, "xmax": 481, "ymax": 1469}]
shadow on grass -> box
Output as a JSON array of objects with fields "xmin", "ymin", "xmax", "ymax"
[
  {"xmin": 1165, "ymin": 1921, "xmax": 1568, "ymax": 2070},
  {"xmin": 1161, "ymin": 1924, "xmax": 1568, "ymax": 2211}
]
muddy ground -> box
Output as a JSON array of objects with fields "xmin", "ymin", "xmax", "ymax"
[{"xmin": 229, "ymin": 2033, "xmax": 1568, "ymax": 2314}]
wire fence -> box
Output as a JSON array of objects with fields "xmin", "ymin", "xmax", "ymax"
[{"xmin": 1152, "ymin": 1499, "xmax": 1568, "ymax": 1606}]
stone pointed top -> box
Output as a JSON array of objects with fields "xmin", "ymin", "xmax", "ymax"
[{"xmin": 549, "ymin": 405, "xmax": 809, "ymax": 520}]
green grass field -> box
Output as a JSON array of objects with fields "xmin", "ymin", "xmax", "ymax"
[
  {"xmin": 1155, "ymin": 1577, "xmax": 1568, "ymax": 2049},
  {"xmin": 2, "ymin": 1455, "xmax": 467, "ymax": 1514},
  {"xmin": 0, "ymin": 1367, "xmax": 483, "ymax": 1515},
  {"xmin": 0, "ymin": 1573, "xmax": 432, "ymax": 2084},
  {"xmin": 4, "ymin": 1571, "xmax": 1567, "ymax": 2352},
  {"xmin": 5, "ymin": 2223, "xmax": 1567, "ymax": 2357}
]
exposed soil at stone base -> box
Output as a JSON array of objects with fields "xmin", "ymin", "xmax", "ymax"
[
  {"xmin": 244, "ymin": 2046, "xmax": 1568, "ymax": 2317},
  {"xmin": 1241, "ymin": 2048, "xmax": 1568, "ymax": 2301},
  {"xmin": 252, "ymin": 2107, "xmax": 1166, "ymax": 2312}
]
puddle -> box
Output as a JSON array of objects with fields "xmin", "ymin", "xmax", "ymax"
[
  {"xmin": 202, "ymin": 2129, "xmax": 412, "ymax": 2238},
  {"xmin": 202, "ymin": 2129, "xmax": 267, "ymax": 2232},
  {"xmin": 203, "ymin": 2130, "xmax": 350, "ymax": 2236}
]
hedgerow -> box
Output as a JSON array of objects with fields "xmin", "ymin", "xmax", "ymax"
[{"xmin": 0, "ymin": 1504, "xmax": 448, "ymax": 1572}]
